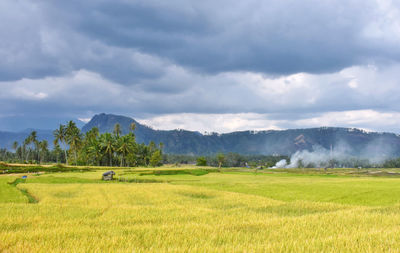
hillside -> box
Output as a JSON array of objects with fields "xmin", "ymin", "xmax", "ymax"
[
  {"xmin": 0, "ymin": 129, "xmax": 54, "ymax": 151},
  {"xmin": 1, "ymin": 113, "xmax": 400, "ymax": 156},
  {"xmin": 80, "ymin": 113, "xmax": 400, "ymax": 156}
]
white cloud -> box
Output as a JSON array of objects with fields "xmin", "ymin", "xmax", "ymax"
[
  {"xmin": 137, "ymin": 109, "xmax": 400, "ymax": 134},
  {"xmin": 294, "ymin": 110, "xmax": 400, "ymax": 132},
  {"xmin": 2, "ymin": 60, "xmax": 400, "ymax": 132},
  {"xmin": 138, "ymin": 113, "xmax": 283, "ymax": 133},
  {"xmin": 78, "ymin": 118, "xmax": 91, "ymax": 123}
]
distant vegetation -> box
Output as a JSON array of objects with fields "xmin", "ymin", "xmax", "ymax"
[
  {"xmin": 3, "ymin": 116, "xmax": 400, "ymax": 169},
  {"xmin": 0, "ymin": 119, "xmax": 292, "ymax": 168},
  {"xmin": 0, "ymin": 121, "xmax": 163, "ymax": 167}
]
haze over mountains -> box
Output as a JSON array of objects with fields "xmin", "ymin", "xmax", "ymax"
[{"xmin": 1, "ymin": 113, "xmax": 400, "ymax": 157}]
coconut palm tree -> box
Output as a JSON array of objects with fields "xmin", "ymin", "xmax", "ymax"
[
  {"xmin": 130, "ymin": 122, "xmax": 136, "ymax": 132},
  {"xmin": 100, "ymin": 133, "xmax": 115, "ymax": 166},
  {"xmin": 113, "ymin": 123, "xmax": 122, "ymax": 138},
  {"xmin": 117, "ymin": 135, "xmax": 135, "ymax": 166},
  {"xmin": 53, "ymin": 124, "xmax": 68, "ymax": 164},
  {"xmin": 12, "ymin": 141, "xmax": 18, "ymax": 153},
  {"xmin": 87, "ymin": 139, "xmax": 102, "ymax": 166},
  {"xmin": 67, "ymin": 127, "xmax": 82, "ymax": 165},
  {"xmin": 86, "ymin": 127, "xmax": 99, "ymax": 141},
  {"xmin": 39, "ymin": 140, "xmax": 48, "ymax": 164},
  {"xmin": 23, "ymin": 131, "xmax": 38, "ymax": 162},
  {"xmin": 30, "ymin": 131, "xmax": 40, "ymax": 163},
  {"xmin": 63, "ymin": 121, "xmax": 82, "ymax": 165},
  {"xmin": 53, "ymin": 142, "xmax": 62, "ymax": 164},
  {"xmin": 22, "ymin": 140, "xmax": 28, "ymax": 162},
  {"xmin": 80, "ymin": 127, "xmax": 99, "ymax": 165}
]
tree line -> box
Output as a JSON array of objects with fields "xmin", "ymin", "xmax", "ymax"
[
  {"xmin": 3, "ymin": 121, "xmax": 163, "ymax": 167},
  {"xmin": 4, "ymin": 124, "xmax": 400, "ymax": 169}
]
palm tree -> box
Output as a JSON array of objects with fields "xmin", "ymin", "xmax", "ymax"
[
  {"xmin": 53, "ymin": 142, "xmax": 62, "ymax": 164},
  {"xmin": 53, "ymin": 124, "xmax": 68, "ymax": 164},
  {"xmin": 148, "ymin": 141, "xmax": 156, "ymax": 154},
  {"xmin": 12, "ymin": 141, "xmax": 18, "ymax": 153},
  {"xmin": 23, "ymin": 140, "xmax": 29, "ymax": 162},
  {"xmin": 88, "ymin": 138, "xmax": 103, "ymax": 166},
  {"xmin": 30, "ymin": 131, "xmax": 39, "ymax": 163},
  {"xmin": 79, "ymin": 127, "xmax": 99, "ymax": 165},
  {"xmin": 130, "ymin": 122, "xmax": 136, "ymax": 132},
  {"xmin": 66, "ymin": 120, "xmax": 77, "ymax": 134},
  {"xmin": 67, "ymin": 127, "xmax": 82, "ymax": 165},
  {"xmin": 61, "ymin": 120, "xmax": 82, "ymax": 165},
  {"xmin": 23, "ymin": 131, "xmax": 37, "ymax": 162},
  {"xmin": 117, "ymin": 135, "xmax": 134, "ymax": 167},
  {"xmin": 39, "ymin": 140, "xmax": 48, "ymax": 164},
  {"xmin": 100, "ymin": 133, "xmax": 115, "ymax": 166},
  {"xmin": 86, "ymin": 127, "xmax": 99, "ymax": 141},
  {"xmin": 113, "ymin": 123, "xmax": 122, "ymax": 138}
]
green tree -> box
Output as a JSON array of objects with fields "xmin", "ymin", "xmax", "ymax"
[
  {"xmin": 80, "ymin": 127, "xmax": 99, "ymax": 165},
  {"xmin": 149, "ymin": 141, "xmax": 156, "ymax": 153},
  {"xmin": 53, "ymin": 142, "xmax": 62, "ymax": 164},
  {"xmin": 196, "ymin": 156, "xmax": 207, "ymax": 166},
  {"xmin": 30, "ymin": 131, "xmax": 39, "ymax": 162},
  {"xmin": 53, "ymin": 124, "xmax": 68, "ymax": 164},
  {"xmin": 117, "ymin": 135, "xmax": 135, "ymax": 167},
  {"xmin": 150, "ymin": 150, "xmax": 162, "ymax": 167},
  {"xmin": 87, "ymin": 138, "xmax": 103, "ymax": 166},
  {"xmin": 12, "ymin": 141, "xmax": 18, "ymax": 153},
  {"xmin": 23, "ymin": 131, "xmax": 38, "ymax": 162},
  {"xmin": 87, "ymin": 127, "xmax": 99, "ymax": 140},
  {"xmin": 39, "ymin": 140, "xmax": 48, "ymax": 164},
  {"xmin": 68, "ymin": 129, "xmax": 82, "ymax": 165},
  {"xmin": 217, "ymin": 153, "xmax": 225, "ymax": 171},
  {"xmin": 130, "ymin": 122, "xmax": 136, "ymax": 132},
  {"xmin": 66, "ymin": 121, "xmax": 82, "ymax": 165},
  {"xmin": 100, "ymin": 133, "xmax": 115, "ymax": 166},
  {"xmin": 113, "ymin": 123, "xmax": 122, "ymax": 138}
]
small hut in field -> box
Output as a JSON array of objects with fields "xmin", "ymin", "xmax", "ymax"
[{"xmin": 102, "ymin": 171, "xmax": 115, "ymax": 181}]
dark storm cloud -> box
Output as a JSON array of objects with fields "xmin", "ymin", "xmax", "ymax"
[
  {"xmin": 2, "ymin": 0, "xmax": 400, "ymax": 83},
  {"xmin": 2, "ymin": 0, "xmax": 400, "ymax": 133},
  {"xmin": 39, "ymin": 0, "xmax": 400, "ymax": 75}
]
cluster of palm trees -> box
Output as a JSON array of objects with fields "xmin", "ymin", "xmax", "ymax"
[
  {"xmin": 11, "ymin": 121, "xmax": 163, "ymax": 167},
  {"xmin": 12, "ymin": 131, "xmax": 49, "ymax": 164}
]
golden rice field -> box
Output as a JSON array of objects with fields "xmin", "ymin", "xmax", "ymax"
[{"xmin": 2, "ymin": 166, "xmax": 400, "ymax": 252}]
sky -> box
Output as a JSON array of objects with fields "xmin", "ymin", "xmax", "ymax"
[{"xmin": 1, "ymin": 0, "xmax": 400, "ymax": 133}]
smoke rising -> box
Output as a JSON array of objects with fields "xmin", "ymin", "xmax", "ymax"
[{"xmin": 272, "ymin": 138, "xmax": 395, "ymax": 168}]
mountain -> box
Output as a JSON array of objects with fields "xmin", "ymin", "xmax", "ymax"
[
  {"xmin": 80, "ymin": 113, "xmax": 400, "ymax": 156},
  {"xmin": 0, "ymin": 129, "xmax": 54, "ymax": 150},
  {"xmin": 2, "ymin": 113, "xmax": 400, "ymax": 157}
]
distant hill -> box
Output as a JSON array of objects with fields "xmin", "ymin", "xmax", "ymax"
[
  {"xmin": 1, "ymin": 113, "xmax": 400, "ymax": 156},
  {"xmin": 0, "ymin": 129, "xmax": 54, "ymax": 150},
  {"xmin": 80, "ymin": 113, "xmax": 400, "ymax": 156}
]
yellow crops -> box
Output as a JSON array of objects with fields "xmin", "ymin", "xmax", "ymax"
[{"xmin": 1, "ymin": 180, "xmax": 400, "ymax": 252}]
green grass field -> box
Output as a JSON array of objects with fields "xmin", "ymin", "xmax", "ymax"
[{"xmin": 2, "ymin": 165, "xmax": 400, "ymax": 252}]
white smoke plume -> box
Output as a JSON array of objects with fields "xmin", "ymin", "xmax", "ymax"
[{"xmin": 272, "ymin": 139, "xmax": 394, "ymax": 169}]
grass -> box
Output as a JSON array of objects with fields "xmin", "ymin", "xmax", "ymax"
[
  {"xmin": 0, "ymin": 177, "xmax": 28, "ymax": 203},
  {"xmin": 2, "ymin": 165, "xmax": 400, "ymax": 251}
]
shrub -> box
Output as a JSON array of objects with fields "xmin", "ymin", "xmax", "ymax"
[{"xmin": 196, "ymin": 157, "xmax": 207, "ymax": 166}]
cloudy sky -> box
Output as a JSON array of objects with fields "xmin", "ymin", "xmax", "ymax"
[{"xmin": 1, "ymin": 0, "xmax": 400, "ymax": 133}]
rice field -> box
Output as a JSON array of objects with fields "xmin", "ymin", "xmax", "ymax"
[{"xmin": 2, "ymin": 166, "xmax": 400, "ymax": 252}]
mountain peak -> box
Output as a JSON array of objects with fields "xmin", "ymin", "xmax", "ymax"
[
  {"xmin": 82, "ymin": 113, "xmax": 140, "ymax": 134},
  {"xmin": 76, "ymin": 113, "xmax": 400, "ymax": 156}
]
